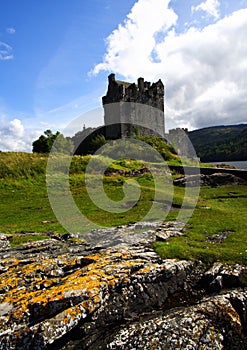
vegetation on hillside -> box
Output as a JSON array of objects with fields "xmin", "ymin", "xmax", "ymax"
[
  {"xmin": 0, "ymin": 152, "xmax": 47, "ymax": 179},
  {"xmin": 32, "ymin": 130, "xmax": 74, "ymax": 154},
  {"xmin": 189, "ymin": 124, "xmax": 247, "ymax": 162},
  {"xmin": 136, "ymin": 136, "xmax": 179, "ymax": 161},
  {"xmin": 32, "ymin": 129, "xmax": 179, "ymax": 162}
]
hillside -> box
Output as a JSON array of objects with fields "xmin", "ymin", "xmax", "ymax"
[{"xmin": 188, "ymin": 124, "xmax": 247, "ymax": 162}]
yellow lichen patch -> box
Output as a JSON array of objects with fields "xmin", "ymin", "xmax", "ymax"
[
  {"xmin": 63, "ymin": 316, "xmax": 69, "ymax": 324},
  {"xmin": 11, "ymin": 308, "xmax": 27, "ymax": 320},
  {"xmin": 0, "ymin": 243, "xmax": 156, "ymax": 332},
  {"xmin": 0, "ymin": 275, "xmax": 19, "ymax": 290},
  {"xmin": 30, "ymin": 291, "xmax": 64, "ymax": 305},
  {"xmin": 133, "ymin": 264, "xmax": 156, "ymax": 275},
  {"xmin": 83, "ymin": 252, "xmax": 105, "ymax": 262},
  {"xmin": 10, "ymin": 258, "xmax": 20, "ymax": 266},
  {"xmin": 121, "ymin": 252, "xmax": 130, "ymax": 260},
  {"xmin": 91, "ymin": 294, "xmax": 101, "ymax": 305}
]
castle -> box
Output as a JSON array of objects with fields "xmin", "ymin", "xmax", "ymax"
[
  {"xmin": 73, "ymin": 74, "xmax": 165, "ymax": 155},
  {"xmin": 74, "ymin": 74, "xmax": 198, "ymax": 159},
  {"xmin": 102, "ymin": 73, "xmax": 165, "ymax": 139}
]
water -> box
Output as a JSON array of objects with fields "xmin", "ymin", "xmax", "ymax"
[{"xmin": 208, "ymin": 161, "xmax": 247, "ymax": 170}]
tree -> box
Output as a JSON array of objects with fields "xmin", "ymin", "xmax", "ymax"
[
  {"xmin": 32, "ymin": 130, "xmax": 74, "ymax": 154},
  {"xmin": 72, "ymin": 130, "xmax": 107, "ymax": 155},
  {"xmin": 89, "ymin": 134, "xmax": 107, "ymax": 152}
]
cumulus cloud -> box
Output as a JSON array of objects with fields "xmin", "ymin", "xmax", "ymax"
[
  {"xmin": 93, "ymin": 1, "xmax": 247, "ymax": 130},
  {"xmin": 192, "ymin": 0, "xmax": 220, "ymax": 19},
  {"xmin": 0, "ymin": 117, "xmax": 39, "ymax": 152},
  {"xmin": 0, "ymin": 41, "xmax": 13, "ymax": 60},
  {"xmin": 93, "ymin": 0, "xmax": 178, "ymax": 79}
]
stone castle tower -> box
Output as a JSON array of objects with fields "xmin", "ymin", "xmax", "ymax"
[{"xmin": 102, "ymin": 73, "xmax": 165, "ymax": 139}]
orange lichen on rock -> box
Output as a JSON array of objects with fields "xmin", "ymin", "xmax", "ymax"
[{"xmin": 0, "ymin": 248, "xmax": 141, "ymax": 333}]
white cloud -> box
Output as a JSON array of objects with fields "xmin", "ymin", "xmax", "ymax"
[
  {"xmin": 9, "ymin": 119, "xmax": 24, "ymax": 137},
  {"xmin": 0, "ymin": 41, "xmax": 13, "ymax": 60},
  {"xmin": 0, "ymin": 116, "xmax": 40, "ymax": 152},
  {"xmin": 192, "ymin": 0, "xmax": 220, "ymax": 19},
  {"xmin": 92, "ymin": 0, "xmax": 178, "ymax": 79},
  {"xmin": 93, "ymin": 3, "xmax": 247, "ymax": 130},
  {"xmin": 6, "ymin": 27, "xmax": 16, "ymax": 34}
]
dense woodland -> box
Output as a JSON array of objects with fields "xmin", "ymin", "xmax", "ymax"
[{"xmin": 188, "ymin": 124, "xmax": 247, "ymax": 162}]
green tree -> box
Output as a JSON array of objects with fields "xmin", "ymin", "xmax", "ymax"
[
  {"xmin": 32, "ymin": 130, "xmax": 74, "ymax": 154},
  {"xmin": 89, "ymin": 134, "xmax": 107, "ymax": 152}
]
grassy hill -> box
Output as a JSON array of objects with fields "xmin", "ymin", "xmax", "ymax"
[{"xmin": 188, "ymin": 124, "xmax": 247, "ymax": 162}]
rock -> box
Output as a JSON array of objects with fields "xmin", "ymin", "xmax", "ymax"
[
  {"xmin": 0, "ymin": 233, "xmax": 10, "ymax": 251},
  {"xmin": 216, "ymin": 163, "xmax": 237, "ymax": 169},
  {"xmin": 206, "ymin": 230, "xmax": 233, "ymax": 244},
  {"xmin": 207, "ymin": 173, "xmax": 247, "ymax": 186},
  {"xmin": 174, "ymin": 174, "xmax": 201, "ymax": 187},
  {"xmin": 201, "ymin": 262, "xmax": 247, "ymax": 293},
  {"xmin": 155, "ymin": 229, "xmax": 184, "ymax": 242},
  {"xmin": 106, "ymin": 289, "xmax": 247, "ymax": 350},
  {"xmin": 0, "ymin": 222, "xmax": 246, "ymax": 349},
  {"xmin": 0, "ymin": 302, "xmax": 13, "ymax": 316},
  {"xmin": 174, "ymin": 172, "xmax": 247, "ymax": 187}
]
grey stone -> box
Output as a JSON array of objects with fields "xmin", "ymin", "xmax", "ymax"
[
  {"xmin": 0, "ymin": 233, "xmax": 10, "ymax": 251},
  {"xmin": 0, "ymin": 302, "xmax": 13, "ymax": 316}
]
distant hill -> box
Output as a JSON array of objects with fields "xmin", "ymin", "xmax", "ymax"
[{"xmin": 188, "ymin": 124, "xmax": 247, "ymax": 162}]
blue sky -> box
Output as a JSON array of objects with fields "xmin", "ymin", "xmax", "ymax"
[{"xmin": 0, "ymin": 0, "xmax": 247, "ymax": 151}]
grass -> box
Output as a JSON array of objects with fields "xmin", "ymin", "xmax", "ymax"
[
  {"xmin": 0, "ymin": 151, "xmax": 246, "ymax": 265},
  {"xmin": 0, "ymin": 177, "xmax": 65, "ymax": 234},
  {"xmin": 154, "ymin": 185, "xmax": 247, "ymax": 264},
  {"xmin": 0, "ymin": 152, "xmax": 47, "ymax": 179},
  {"xmin": 10, "ymin": 234, "xmax": 50, "ymax": 247},
  {"xmin": 70, "ymin": 173, "xmax": 167, "ymax": 228}
]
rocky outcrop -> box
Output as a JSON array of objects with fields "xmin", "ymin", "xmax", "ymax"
[
  {"xmin": 174, "ymin": 172, "xmax": 247, "ymax": 187},
  {"xmin": 0, "ymin": 222, "xmax": 246, "ymax": 349},
  {"xmin": 107, "ymin": 289, "xmax": 247, "ymax": 350}
]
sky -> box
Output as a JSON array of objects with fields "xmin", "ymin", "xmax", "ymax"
[{"xmin": 0, "ymin": 0, "xmax": 247, "ymax": 152}]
